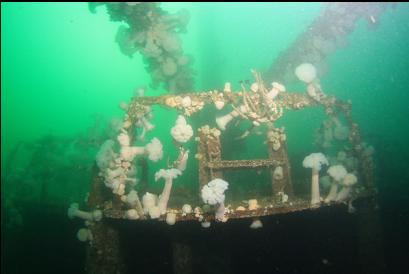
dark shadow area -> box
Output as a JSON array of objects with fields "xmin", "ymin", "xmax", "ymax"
[
  {"xmin": 5, "ymin": 199, "xmax": 408, "ymax": 274},
  {"xmin": 1, "ymin": 202, "xmax": 86, "ymax": 274}
]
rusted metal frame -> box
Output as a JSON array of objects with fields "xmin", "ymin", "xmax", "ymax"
[
  {"xmin": 326, "ymin": 99, "xmax": 375, "ymax": 189},
  {"xmin": 268, "ymin": 138, "xmax": 294, "ymax": 198},
  {"xmin": 207, "ymin": 159, "xmax": 283, "ymax": 169}
]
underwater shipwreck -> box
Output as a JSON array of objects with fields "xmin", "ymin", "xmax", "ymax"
[
  {"xmin": 74, "ymin": 70, "xmax": 377, "ymax": 273},
  {"xmin": 61, "ymin": 2, "xmax": 391, "ymax": 274},
  {"xmin": 2, "ymin": 2, "xmax": 388, "ymax": 274}
]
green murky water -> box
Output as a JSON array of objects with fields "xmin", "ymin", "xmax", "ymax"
[{"xmin": 2, "ymin": 3, "xmax": 409, "ymax": 274}]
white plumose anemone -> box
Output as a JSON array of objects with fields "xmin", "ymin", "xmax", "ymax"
[
  {"xmin": 166, "ymin": 212, "xmax": 177, "ymax": 225},
  {"xmin": 214, "ymin": 100, "xmax": 225, "ymax": 110},
  {"xmin": 295, "ymin": 63, "xmax": 317, "ymax": 84},
  {"xmin": 155, "ymin": 169, "xmax": 182, "ymax": 215},
  {"xmin": 295, "ymin": 63, "xmax": 326, "ymax": 101},
  {"xmin": 248, "ymin": 199, "xmax": 259, "ymax": 210},
  {"xmin": 182, "ymin": 204, "xmax": 192, "ymax": 214},
  {"xmin": 201, "ymin": 178, "xmax": 229, "ymax": 221},
  {"xmin": 117, "ymin": 132, "xmax": 131, "ymax": 147},
  {"xmin": 142, "ymin": 192, "xmax": 158, "ymax": 214},
  {"xmin": 68, "ymin": 203, "xmax": 102, "ymax": 222},
  {"xmin": 77, "ymin": 228, "xmax": 93, "ymax": 242},
  {"xmin": 268, "ymin": 82, "xmax": 286, "ymax": 101},
  {"xmin": 325, "ymin": 165, "xmax": 347, "ymax": 203},
  {"xmin": 273, "ymin": 166, "xmax": 284, "ymax": 181},
  {"xmin": 171, "ymin": 115, "xmax": 193, "ymax": 143},
  {"xmin": 126, "ymin": 209, "xmax": 140, "ymax": 220},
  {"xmin": 250, "ymin": 218, "xmax": 263, "ymax": 229},
  {"xmin": 123, "ymin": 190, "xmax": 144, "ymax": 216},
  {"xmin": 216, "ymin": 105, "xmax": 247, "ymax": 131},
  {"xmin": 303, "ymin": 153, "xmax": 329, "ymax": 205},
  {"xmin": 149, "ymin": 206, "xmax": 161, "ymax": 219},
  {"xmin": 336, "ymin": 173, "xmax": 358, "ymax": 201},
  {"xmin": 119, "ymin": 138, "xmax": 163, "ymax": 162},
  {"xmin": 145, "ymin": 138, "xmax": 163, "ymax": 161}
]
